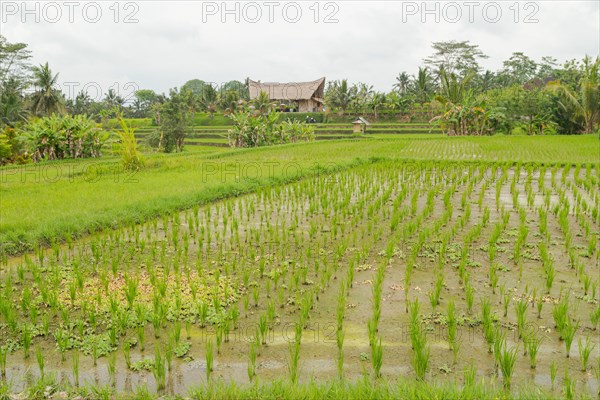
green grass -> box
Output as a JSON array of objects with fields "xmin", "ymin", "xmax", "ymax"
[
  {"xmin": 0, "ymin": 374, "xmax": 571, "ymax": 400},
  {"xmin": 1, "ymin": 135, "xmax": 598, "ymax": 256}
]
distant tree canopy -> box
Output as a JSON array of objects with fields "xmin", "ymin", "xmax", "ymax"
[{"xmin": 423, "ymin": 40, "xmax": 488, "ymax": 77}]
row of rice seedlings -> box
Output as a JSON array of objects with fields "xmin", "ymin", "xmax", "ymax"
[
  {"xmin": 446, "ymin": 300, "xmax": 459, "ymax": 364},
  {"xmin": 409, "ymin": 299, "xmax": 429, "ymax": 381},
  {"xmin": 336, "ymin": 278, "xmax": 347, "ymax": 380}
]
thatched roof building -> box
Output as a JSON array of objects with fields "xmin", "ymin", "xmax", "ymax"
[{"xmin": 248, "ymin": 77, "xmax": 325, "ymax": 112}]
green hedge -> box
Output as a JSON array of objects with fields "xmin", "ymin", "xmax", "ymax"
[{"xmin": 191, "ymin": 113, "xmax": 234, "ymax": 126}]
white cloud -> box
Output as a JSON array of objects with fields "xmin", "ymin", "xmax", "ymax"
[{"xmin": 2, "ymin": 0, "xmax": 598, "ymax": 97}]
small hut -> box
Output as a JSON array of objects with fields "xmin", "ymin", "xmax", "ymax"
[
  {"xmin": 352, "ymin": 117, "xmax": 371, "ymax": 134},
  {"xmin": 248, "ymin": 77, "xmax": 325, "ymax": 112}
]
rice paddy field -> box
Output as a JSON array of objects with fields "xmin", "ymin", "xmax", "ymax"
[{"xmin": 0, "ymin": 135, "xmax": 599, "ymax": 399}]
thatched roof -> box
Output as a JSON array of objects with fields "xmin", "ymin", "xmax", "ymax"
[{"xmin": 248, "ymin": 77, "xmax": 325, "ymax": 102}]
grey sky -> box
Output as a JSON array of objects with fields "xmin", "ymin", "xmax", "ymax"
[{"xmin": 2, "ymin": 0, "xmax": 599, "ymax": 100}]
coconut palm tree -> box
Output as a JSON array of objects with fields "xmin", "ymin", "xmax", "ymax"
[
  {"xmin": 393, "ymin": 72, "xmax": 412, "ymax": 94},
  {"xmin": 104, "ymin": 89, "xmax": 124, "ymax": 110},
  {"xmin": 413, "ymin": 67, "xmax": 434, "ymax": 104},
  {"xmin": 325, "ymin": 79, "xmax": 355, "ymax": 115},
  {"xmin": 547, "ymin": 56, "xmax": 600, "ymax": 134},
  {"xmin": 29, "ymin": 62, "xmax": 65, "ymax": 116},
  {"xmin": 253, "ymin": 91, "xmax": 274, "ymax": 114},
  {"xmin": 438, "ymin": 68, "xmax": 474, "ymax": 105}
]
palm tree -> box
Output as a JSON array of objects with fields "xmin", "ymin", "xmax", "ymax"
[
  {"xmin": 547, "ymin": 56, "xmax": 599, "ymax": 134},
  {"xmin": 433, "ymin": 69, "xmax": 481, "ymax": 135},
  {"xmin": 0, "ymin": 77, "xmax": 28, "ymax": 126},
  {"xmin": 370, "ymin": 92, "xmax": 386, "ymax": 119},
  {"xmin": 325, "ymin": 80, "xmax": 355, "ymax": 115},
  {"xmin": 350, "ymin": 83, "xmax": 373, "ymax": 114},
  {"xmin": 30, "ymin": 62, "xmax": 65, "ymax": 116},
  {"xmin": 413, "ymin": 67, "xmax": 434, "ymax": 104},
  {"xmin": 393, "ymin": 72, "xmax": 411, "ymax": 94},
  {"xmin": 253, "ymin": 91, "xmax": 273, "ymax": 114},
  {"xmin": 104, "ymin": 89, "xmax": 124, "ymax": 110},
  {"xmin": 438, "ymin": 68, "xmax": 474, "ymax": 105}
]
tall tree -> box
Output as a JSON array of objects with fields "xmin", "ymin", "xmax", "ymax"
[
  {"xmin": 181, "ymin": 79, "xmax": 207, "ymax": 95},
  {"xmin": 132, "ymin": 89, "xmax": 158, "ymax": 117},
  {"xmin": 67, "ymin": 90, "xmax": 93, "ymax": 116},
  {"xmin": 158, "ymin": 88, "xmax": 191, "ymax": 152},
  {"xmin": 413, "ymin": 67, "xmax": 435, "ymax": 104},
  {"xmin": 325, "ymin": 79, "xmax": 356, "ymax": 114},
  {"xmin": 29, "ymin": 62, "xmax": 66, "ymax": 116},
  {"xmin": 547, "ymin": 56, "xmax": 600, "ymax": 134},
  {"xmin": 424, "ymin": 41, "xmax": 488, "ymax": 77},
  {"xmin": 393, "ymin": 72, "xmax": 412, "ymax": 94},
  {"xmin": 500, "ymin": 52, "xmax": 538, "ymax": 85},
  {"xmin": 0, "ymin": 35, "xmax": 32, "ymax": 126},
  {"xmin": 0, "ymin": 35, "xmax": 31, "ymax": 86}
]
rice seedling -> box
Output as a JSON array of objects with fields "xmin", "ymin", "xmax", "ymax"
[
  {"xmin": 108, "ymin": 351, "xmax": 117, "ymax": 385},
  {"xmin": 562, "ymin": 319, "xmax": 579, "ymax": 357},
  {"xmin": 563, "ymin": 367, "xmax": 576, "ymax": 400},
  {"xmin": 578, "ymin": 336, "xmax": 595, "ymax": 371},
  {"xmin": 21, "ymin": 324, "xmax": 32, "ymax": 359},
  {"xmin": 35, "ymin": 346, "xmax": 44, "ymax": 378},
  {"xmin": 205, "ymin": 340, "xmax": 214, "ymax": 380},
  {"xmin": 215, "ymin": 325, "xmax": 223, "ymax": 355},
  {"xmin": 371, "ymin": 336, "xmax": 383, "ymax": 379},
  {"xmin": 536, "ymin": 295, "xmax": 544, "ymax": 319},
  {"xmin": 153, "ymin": 348, "xmax": 167, "ymax": 391},
  {"xmin": 288, "ymin": 322, "xmax": 302, "ymax": 384},
  {"xmin": 247, "ymin": 341, "xmax": 257, "ymax": 381},
  {"xmin": 258, "ymin": 313, "xmax": 268, "ymax": 346},
  {"xmin": 0, "ymin": 346, "xmax": 6, "ymax": 378},
  {"xmin": 502, "ymin": 288, "xmax": 511, "ymax": 318},
  {"xmin": 411, "ymin": 329, "xmax": 429, "ymax": 381},
  {"xmin": 481, "ymin": 298, "xmax": 496, "ymax": 353},
  {"xmin": 429, "ymin": 273, "xmax": 443, "ymax": 308},
  {"xmin": 552, "ymin": 295, "xmax": 569, "ymax": 333},
  {"xmin": 446, "ymin": 300, "xmax": 457, "ymax": 353},
  {"xmin": 498, "ymin": 340, "xmax": 518, "ymax": 390},
  {"xmin": 525, "ymin": 331, "xmax": 541, "ymax": 369},
  {"xmin": 514, "ymin": 298, "xmax": 528, "ymax": 339},
  {"xmin": 71, "ymin": 350, "xmax": 80, "ymax": 386},
  {"xmin": 591, "ymin": 305, "xmax": 600, "ymax": 329},
  {"xmin": 465, "ymin": 283, "xmax": 474, "ymax": 314}
]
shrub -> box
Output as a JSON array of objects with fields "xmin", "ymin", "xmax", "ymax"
[
  {"xmin": 19, "ymin": 114, "xmax": 110, "ymax": 162},
  {"xmin": 0, "ymin": 132, "xmax": 12, "ymax": 164},
  {"xmin": 227, "ymin": 111, "xmax": 315, "ymax": 148},
  {"xmin": 114, "ymin": 118, "xmax": 143, "ymax": 171}
]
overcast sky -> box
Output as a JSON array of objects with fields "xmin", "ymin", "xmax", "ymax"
[{"xmin": 2, "ymin": 1, "xmax": 599, "ymax": 100}]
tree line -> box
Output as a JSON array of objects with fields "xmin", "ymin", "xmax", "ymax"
[{"xmin": 1, "ymin": 36, "xmax": 598, "ymax": 164}]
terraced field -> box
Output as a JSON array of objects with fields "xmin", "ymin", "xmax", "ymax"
[{"xmin": 130, "ymin": 123, "xmax": 444, "ymax": 147}]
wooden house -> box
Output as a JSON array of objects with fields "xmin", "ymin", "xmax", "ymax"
[{"xmin": 248, "ymin": 77, "xmax": 325, "ymax": 112}]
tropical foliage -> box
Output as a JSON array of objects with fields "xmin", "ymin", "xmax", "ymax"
[
  {"xmin": 19, "ymin": 114, "xmax": 109, "ymax": 161},
  {"xmin": 227, "ymin": 111, "xmax": 315, "ymax": 147}
]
